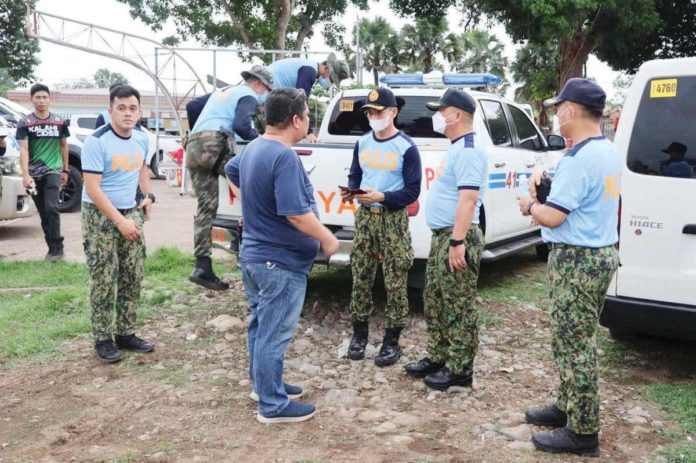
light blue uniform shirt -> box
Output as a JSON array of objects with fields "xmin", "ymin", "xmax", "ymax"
[
  {"xmin": 191, "ymin": 85, "xmax": 256, "ymax": 134},
  {"xmin": 268, "ymin": 58, "xmax": 317, "ymax": 89},
  {"xmin": 425, "ymin": 133, "xmax": 488, "ymax": 229},
  {"xmin": 81, "ymin": 124, "xmax": 150, "ymax": 209},
  {"xmin": 542, "ymin": 136, "xmax": 622, "ymax": 247}
]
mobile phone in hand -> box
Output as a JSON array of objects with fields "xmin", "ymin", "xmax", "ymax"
[{"xmin": 338, "ymin": 185, "xmax": 367, "ymax": 195}]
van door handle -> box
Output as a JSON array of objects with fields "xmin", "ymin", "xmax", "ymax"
[
  {"xmin": 526, "ymin": 162, "xmax": 536, "ymax": 168},
  {"xmin": 683, "ymin": 224, "xmax": 696, "ymax": 235},
  {"xmin": 494, "ymin": 162, "xmax": 506, "ymax": 168}
]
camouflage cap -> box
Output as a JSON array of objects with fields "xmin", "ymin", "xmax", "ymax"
[{"xmin": 241, "ymin": 65, "xmax": 274, "ymax": 90}]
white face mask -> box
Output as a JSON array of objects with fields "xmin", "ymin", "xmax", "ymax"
[
  {"xmin": 369, "ymin": 114, "xmax": 392, "ymax": 133},
  {"xmin": 432, "ymin": 111, "xmax": 455, "ymax": 134}
]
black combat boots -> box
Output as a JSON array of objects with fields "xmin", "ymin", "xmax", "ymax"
[
  {"xmin": 374, "ymin": 327, "xmax": 402, "ymax": 367},
  {"xmin": 348, "ymin": 321, "xmax": 369, "ymax": 360},
  {"xmin": 189, "ymin": 256, "xmax": 229, "ymax": 291}
]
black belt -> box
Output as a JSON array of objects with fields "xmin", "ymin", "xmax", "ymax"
[{"xmin": 117, "ymin": 208, "xmax": 134, "ymax": 216}]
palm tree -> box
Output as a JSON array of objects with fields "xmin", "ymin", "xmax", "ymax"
[
  {"xmin": 353, "ymin": 17, "xmax": 400, "ymax": 85},
  {"xmin": 400, "ymin": 17, "xmax": 448, "ymax": 73},
  {"xmin": 510, "ymin": 41, "xmax": 559, "ymax": 128},
  {"xmin": 455, "ymin": 29, "xmax": 509, "ymax": 95}
]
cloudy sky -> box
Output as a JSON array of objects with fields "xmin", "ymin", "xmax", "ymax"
[{"xmin": 32, "ymin": 0, "xmax": 621, "ymax": 99}]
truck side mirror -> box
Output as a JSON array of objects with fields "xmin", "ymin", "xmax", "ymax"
[{"xmin": 547, "ymin": 134, "xmax": 566, "ymax": 151}]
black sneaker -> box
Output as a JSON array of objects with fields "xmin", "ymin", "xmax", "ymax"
[
  {"xmin": 189, "ymin": 256, "xmax": 229, "ymax": 291},
  {"xmin": 95, "ymin": 340, "xmax": 122, "ymax": 363},
  {"xmin": 45, "ymin": 250, "xmax": 64, "ymax": 262},
  {"xmin": 114, "ymin": 334, "xmax": 155, "ymax": 353}
]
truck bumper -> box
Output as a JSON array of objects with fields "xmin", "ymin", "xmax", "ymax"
[
  {"xmin": 600, "ymin": 295, "xmax": 696, "ymax": 341},
  {"xmin": 0, "ymin": 176, "xmax": 36, "ymax": 220},
  {"xmin": 211, "ymin": 218, "xmax": 354, "ymax": 267}
]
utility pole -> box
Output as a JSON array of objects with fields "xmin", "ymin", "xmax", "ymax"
[{"xmin": 356, "ymin": 13, "xmax": 363, "ymax": 86}]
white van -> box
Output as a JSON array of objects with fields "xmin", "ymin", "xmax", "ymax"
[{"xmin": 600, "ymin": 57, "xmax": 696, "ymax": 341}]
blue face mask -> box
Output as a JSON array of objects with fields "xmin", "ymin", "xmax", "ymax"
[
  {"xmin": 256, "ymin": 91, "xmax": 268, "ymax": 104},
  {"xmin": 318, "ymin": 77, "xmax": 331, "ymax": 89}
]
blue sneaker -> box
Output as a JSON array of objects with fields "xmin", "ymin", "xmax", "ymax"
[
  {"xmin": 256, "ymin": 400, "xmax": 316, "ymax": 424},
  {"xmin": 249, "ymin": 383, "xmax": 303, "ymax": 401}
]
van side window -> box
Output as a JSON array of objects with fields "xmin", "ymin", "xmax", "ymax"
[
  {"xmin": 509, "ymin": 105, "xmax": 544, "ymax": 151},
  {"xmin": 326, "ymin": 95, "xmax": 446, "ymax": 139},
  {"xmin": 480, "ymin": 100, "xmax": 512, "ymax": 147},
  {"xmin": 627, "ymin": 76, "xmax": 696, "ymax": 179},
  {"xmin": 77, "ymin": 117, "xmax": 98, "ymax": 129}
]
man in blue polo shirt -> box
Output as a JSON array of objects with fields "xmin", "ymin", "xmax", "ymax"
[
  {"xmin": 82, "ymin": 85, "xmax": 156, "ymax": 364},
  {"xmin": 341, "ymin": 87, "xmax": 422, "ymax": 367},
  {"xmin": 226, "ymin": 88, "xmax": 339, "ymax": 424},
  {"xmin": 404, "ymin": 89, "xmax": 487, "ymax": 391},
  {"xmin": 268, "ymin": 53, "xmax": 350, "ymax": 142},
  {"xmin": 517, "ymin": 78, "xmax": 621, "ymax": 457},
  {"xmin": 186, "ymin": 65, "xmax": 273, "ymax": 291}
]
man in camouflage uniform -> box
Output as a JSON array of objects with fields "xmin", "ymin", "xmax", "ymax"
[
  {"xmin": 186, "ymin": 65, "xmax": 273, "ymax": 290},
  {"xmin": 342, "ymin": 88, "xmax": 421, "ymax": 367},
  {"xmin": 82, "ymin": 85, "xmax": 156, "ymax": 364},
  {"xmin": 404, "ymin": 89, "xmax": 487, "ymax": 391},
  {"xmin": 518, "ymin": 78, "xmax": 621, "ymax": 457}
]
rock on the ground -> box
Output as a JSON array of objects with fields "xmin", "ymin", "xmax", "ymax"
[
  {"xmin": 358, "ymin": 410, "xmax": 386, "ymax": 422},
  {"xmin": 205, "ymin": 315, "xmax": 244, "ymax": 333},
  {"xmin": 324, "ymin": 388, "xmax": 360, "ymax": 406},
  {"xmin": 506, "ymin": 441, "xmax": 534, "ymax": 451},
  {"xmin": 499, "ymin": 424, "xmax": 532, "ymax": 441}
]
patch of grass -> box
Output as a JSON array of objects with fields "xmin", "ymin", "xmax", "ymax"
[
  {"xmin": 478, "ymin": 249, "xmax": 548, "ymax": 305},
  {"xmin": 0, "ymin": 259, "xmax": 87, "ymax": 288},
  {"xmin": 655, "ymin": 441, "xmax": 696, "ymax": 463},
  {"xmin": 644, "ymin": 383, "xmax": 696, "ymax": 433}
]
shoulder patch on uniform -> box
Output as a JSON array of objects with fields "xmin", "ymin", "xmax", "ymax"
[{"xmin": 92, "ymin": 124, "xmax": 113, "ymax": 139}]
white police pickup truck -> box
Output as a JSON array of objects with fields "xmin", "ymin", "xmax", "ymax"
[{"xmin": 212, "ymin": 73, "xmax": 566, "ymax": 286}]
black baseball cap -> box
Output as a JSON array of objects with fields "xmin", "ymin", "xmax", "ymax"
[
  {"xmin": 426, "ymin": 88, "xmax": 476, "ymax": 114},
  {"xmin": 662, "ymin": 141, "xmax": 687, "ymax": 157},
  {"xmin": 543, "ymin": 78, "xmax": 606, "ymax": 111},
  {"xmin": 362, "ymin": 88, "xmax": 398, "ymax": 111}
]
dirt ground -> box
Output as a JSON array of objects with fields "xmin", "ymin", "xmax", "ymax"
[
  {"xmin": 0, "ymin": 179, "xmax": 229, "ymax": 264},
  {"xmin": 0, "ymin": 269, "xmax": 681, "ymax": 463}
]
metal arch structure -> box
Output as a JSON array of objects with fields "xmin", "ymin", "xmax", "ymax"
[{"xmin": 24, "ymin": 6, "xmax": 209, "ymax": 139}]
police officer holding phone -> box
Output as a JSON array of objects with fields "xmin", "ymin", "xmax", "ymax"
[
  {"xmin": 405, "ymin": 89, "xmax": 487, "ymax": 391},
  {"xmin": 517, "ymin": 78, "xmax": 621, "ymax": 457},
  {"xmin": 342, "ymin": 87, "xmax": 421, "ymax": 367}
]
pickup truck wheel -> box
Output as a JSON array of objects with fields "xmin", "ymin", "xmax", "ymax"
[
  {"xmin": 57, "ymin": 165, "xmax": 83, "ymax": 213},
  {"xmin": 150, "ymin": 150, "xmax": 165, "ymax": 179},
  {"xmin": 535, "ymin": 243, "xmax": 550, "ymax": 262}
]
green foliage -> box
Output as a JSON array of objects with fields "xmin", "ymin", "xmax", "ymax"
[
  {"xmin": 0, "ymin": 0, "xmax": 40, "ymax": 83},
  {"xmin": 453, "ymin": 29, "xmax": 509, "ymax": 95},
  {"xmin": 117, "ymin": 0, "xmax": 367, "ymax": 60},
  {"xmin": 0, "ymin": 69, "xmax": 15, "ymax": 96},
  {"xmin": 351, "ymin": 17, "xmax": 408, "ymax": 85},
  {"xmin": 510, "ymin": 41, "xmax": 558, "ymax": 128},
  {"xmin": 93, "ymin": 68, "xmax": 129, "ymax": 88},
  {"xmin": 644, "ymin": 383, "xmax": 696, "ymax": 433},
  {"xmin": 400, "ymin": 17, "xmax": 450, "ymax": 74}
]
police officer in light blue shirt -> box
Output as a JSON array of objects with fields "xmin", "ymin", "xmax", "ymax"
[
  {"xmin": 405, "ymin": 88, "xmax": 488, "ymax": 392},
  {"xmin": 343, "ymin": 87, "xmax": 421, "ymax": 367},
  {"xmin": 268, "ymin": 52, "xmax": 350, "ymax": 142},
  {"xmin": 517, "ymin": 78, "xmax": 621, "ymax": 457}
]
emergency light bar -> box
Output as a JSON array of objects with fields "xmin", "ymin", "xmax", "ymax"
[{"xmin": 379, "ymin": 72, "xmax": 501, "ymax": 88}]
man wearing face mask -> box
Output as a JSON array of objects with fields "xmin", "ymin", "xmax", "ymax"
[
  {"xmin": 342, "ymin": 87, "xmax": 421, "ymax": 367},
  {"xmin": 268, "ymin": 53, "xmax": 350, "ymax": 143},
  {"xmin": 404, "ymin": 89, "xmax": 487, "ymax": 391},
  {"xmin": 517, "ymin": 78, "xmax": 621, "ymax": 457},
  {"xmin": 186, "ymin": 65, "xmax": 273, "ymax": 291}
]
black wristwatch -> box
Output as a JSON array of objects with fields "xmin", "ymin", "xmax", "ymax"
[
  {"xmin": 146, "ymin": 193, "xmax": 156, "ymax": 204},
  {"xmin": 450, "ymin": 238, "xmax": 465, "ymax": 247},
  {"xmin": 62, "ymin": 169, "xmax": 69, "ymax": 173}
]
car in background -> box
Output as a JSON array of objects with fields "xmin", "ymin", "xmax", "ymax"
[{"xmin": 0, "ymin": 116, "xmax": 36, "ymax": 221}]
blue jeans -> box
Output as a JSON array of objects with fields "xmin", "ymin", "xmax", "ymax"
[{"xmin": 241, "ymin": 261, "xmax": 307, "ymax": 417}]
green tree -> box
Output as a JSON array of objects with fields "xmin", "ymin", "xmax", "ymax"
[
  {"xmin": 510, "ymin": 41, "xmax": 558, "ymax": 128},
  {"xmin": 401, "ymin": 17, "xmax": 449, "ymax": 73},
  {"xmin": 117, "ymin": 0, "xmax": 367, "ymax": 61},
  {"xmin": 0, "ymin": 0, "xmax": 40, "ymax": 83},
  {"xmin": 390, "ymin": 0, "xmax": 696, "ymax": 90},
  {"xmin": 352, "ymin": 17, "xmax": 404, "ymax": 85},
  {"xmin": 455, "ymin": 29, "xmax": 509, "ymax": 95},
  {"xmin": 0, "ymin": 69, "xmax": 15, "ymax": 96},
  {"xmin": 93, "ymin": 68, "xmax": 129, "ymax": 88}
]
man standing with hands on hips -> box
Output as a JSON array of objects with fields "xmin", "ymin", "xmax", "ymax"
[
  {"xmin": 517, "ymin": 78, "xmax": 621, "ymax": 457},
  {"xmin": 226, "ymin": 88, "xmax": 339, "ymax": 423},
  {"xmin": 82, "ymin": 85, "xmax": 156, "ymax": 364},
  {"xmin": 342, "ymin": 87, "xmax": 421, "ymax": 367},
  {"xmin": 405, "ymin": 89, "xmax": 486, "ymax": 391}
]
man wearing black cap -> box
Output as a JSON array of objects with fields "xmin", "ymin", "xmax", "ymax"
[
  {"xmin": 661, "ymin": 142, "xmax": 693, "ymax": 178},
  {"xmin": 404, "ymin": 88, "xmax": 487, "ymax": 391},
  {"xmin": 186, "ymin": 65, "xmax": 273, "ymax": 290},
  {"xmin": 517, "ymin": 78, "xmax": 621, "ymax": 457},
  {"xmin": 342, "ymin": 87, "xmax": 421, "ymax": 366}
]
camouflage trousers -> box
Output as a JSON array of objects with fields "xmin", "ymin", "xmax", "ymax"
[
  {"xmin": 548, "ymin": 245, "xmax": 619, "ymax": 434},
  {"xmin": 424, "ymin": 226, "xmax": 485, "ymax": 376},
  {"xmin": 350, "ymin": 207, "xmax": 413, "ymax": 328},
  {"xmin": 82, "ymin": 202, "xmax": 146, "ymax": 342},
  {"xmin": 186, "ymin": 133, "xmax": 230, "ymax": 258}
]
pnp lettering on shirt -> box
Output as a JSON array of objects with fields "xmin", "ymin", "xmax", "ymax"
[
  {"xmin": 81, "ymin": 125, "xmax": 149, "ymax": 210},
  {"xmin": 15, "ymin": 113, "xmax": 70, "ymax": 178},
  {"xmin": 425, "ymin": 133, "xmax": 488, "ymax": 229},
  {"xmin": 543, "ymin": 136, "xmax": 623, "ymax": 247}
]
